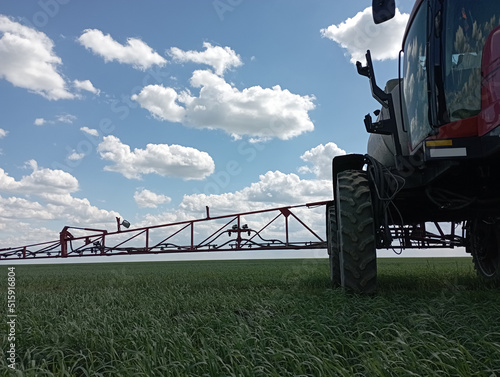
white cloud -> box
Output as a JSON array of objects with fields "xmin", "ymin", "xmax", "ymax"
[
  {"xmin": 0, "ymin": 159, "xmax": 79, "ymax": 195},
  {"xmin": 131, "ymin": 85, "xmax": 186, "ymax": 123},
  {"xmin": 0, "ymin": 15, "xmax": 74, "ymax": 100},
  {"xmin": 68, "ymin": 151, "xmax": 85, "ymax": 161},
  {"xmin": 298, "ymin": 142, "xmax": 346, "ymax": 180},
  {"xmin": 135, "ymin": 210, "xmax": 193, "ymax": 230},
  {"xmin": 0, "ymin": 220, "xmax": 60, "ymax": 247},
  {"xmin": 80, "ymin": 126, "xmax": 99, "ymax": 137},
  {"xmin": 40, "ymin": 193, "xmax": 119, "ymax": 225},
  {"xmin": 134, "ymin": 189, "xmax": 171, "ymax": 208},
  {"xmin": 74, "ymin": 79, "xmax": 100, "ymax": 95},
  {"xmin": 169, "ymin": 42, "xmax": 243, "ymax": 76},
  {"xmin": 0, "ymin": 128, "xmax": 8, "ymax": 138},
  {"xmin": 132, "ymin": 69, "xmax": 315, "ymax": 140},
  {"xmin": 181, "ymin": 170, "xmax": 331, "ymax": 214},
  {"xmin": 34, "ymin": 114, "xmax": 76, "ymax": 126},
  {"xmin": 321, "ymin": 7, "xmax": 409, "ymax": 64},
  {"xmin": 97, "ymin": 135, "xmax": 215, "ymax": 180},
  {"xmin": 0, "ymin": 161, "xmax": 120, "ymax": 244},
  {"xmin": 34, "ymin": 118, "xmax": 46, "ymax": 126},
  {"xmin": 245, "ymin": 171, "xmax": 330, "ymax": 204},
  {"xmin": 78, "ymin": 29, "xmax": 167, "ymax": 70},
  {"xmin": 56, "ymin": 113, "xmax": 76, "ymax": 124},
  {"xmin": 0, "ymin": 193, "xmax": 120, "ymax": 233},
  {"xmin": 0, "ymin": 195, "xmax": 53, "ymax": 220}
]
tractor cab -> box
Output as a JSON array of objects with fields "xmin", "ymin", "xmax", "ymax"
[
  {"xmin": 403, "ymin": 0, "xmax": 500, "ymax": 152},
  {"xmin": 366, "ymin": 0, "xmax": 500, "ymax": 159}
]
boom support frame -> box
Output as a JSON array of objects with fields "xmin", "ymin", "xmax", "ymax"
[{"xmin": 1, "ymin": 202, "xmax": 328, "ymax": 261}]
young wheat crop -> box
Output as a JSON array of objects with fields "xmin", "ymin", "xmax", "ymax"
[{"xmin": 1, "ymin": 257, "xmax": 499, "ymax": 376}]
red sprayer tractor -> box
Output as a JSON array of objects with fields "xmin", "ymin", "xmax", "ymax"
[
  {"xmin": 2, "ymin": 0, "xmax": 500, "ymax": 294},
  {"xmin": 328, "ymin": 0, "xmax": 500, "ymax": 293}
]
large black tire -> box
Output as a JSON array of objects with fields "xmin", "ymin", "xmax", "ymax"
[
  {"xmin": 468, "ymin": 219, "xmax": 500, "ymax": 283},
  {"xmin": 335, "ymin": 170, "xmax": 377, "ymax": 294},
  {"xmin": 326, "ymin": 204, "xmax": 340, "ymax": 286}
]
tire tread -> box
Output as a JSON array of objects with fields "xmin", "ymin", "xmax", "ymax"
[{"xmin": 336, "ymin": 170, "xmax": 377, "ymax": 294}]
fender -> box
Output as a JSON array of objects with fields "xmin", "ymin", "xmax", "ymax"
[{"xmin": 332, "ymin": 154, "xmax": 366, "ymax": 192}]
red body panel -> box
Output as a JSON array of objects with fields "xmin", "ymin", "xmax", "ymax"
[
  {"xmin": 428, "ymin": 25, "xmax": 500, "ymax": 141},
  {"xmin": 479, "ymin": 25, "xmax": 500, "ymax": 136},
  {"xmin": 433, "ymin": 116, "xmax": 478, "ymax": 139}
]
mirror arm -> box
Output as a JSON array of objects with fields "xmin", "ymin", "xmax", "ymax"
[{"xmin": 357, "ymin": 50, "xmax": 403, "ymax": 157}]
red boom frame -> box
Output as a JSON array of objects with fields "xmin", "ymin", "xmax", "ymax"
[{"xmin": 0, "ymin": 202, "xmax": 329, "ymax": 261}]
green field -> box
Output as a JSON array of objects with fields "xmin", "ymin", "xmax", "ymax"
[{"xmin": 1, "ymin": 257, "xmax": 500, "ymax": 376}]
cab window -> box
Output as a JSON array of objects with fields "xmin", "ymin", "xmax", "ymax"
[
  {"xmin": 403, "ymin": 1, "xmax": 431, "ymax": 149},
  {"xmin": 443, "ymin": 0, "xmax": 500, "ymax": 121}
]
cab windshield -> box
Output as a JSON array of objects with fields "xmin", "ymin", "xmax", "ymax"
[{"xmin": 443, "ymin": 0, "xmax": 500, "ymax": 121}]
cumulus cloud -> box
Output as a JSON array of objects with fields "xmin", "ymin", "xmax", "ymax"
[
  {"xmin": 0, "ymin": 195, "xmax": 53, "ymax": 220},
  {"xmin": 0, "ymin": 159, "xmax": 79, "ymax": 195},
  {"xmin": 321, "ymin": 7, "xmax": 409, "ymax": 63},
  {"xmin": 34, "ymin": 118, "xmax": 46, "ymax": 126},
  {"xmin": 0, "ymin": 15, "xmax": 74, "ymax": 100},
  {"xmin": 245, "ymin": 171, "xmax": 330, "ymax": 204},
  {"xmin": 0, "ymin": 128, "xmax": 7, "ymax": 138},
  {"xmin": 78, "ymin": 29, "xmax": 167, "ymax": 70},
  {"xmin": 0, "ymin": 220, "xmax": 59, "ymax": 247},
  {"xmin": 40, "ymin": 193, "xmax": 119, "ymax": 225},
  {"xmin": 298, "ymin": 142, "xmax": 346, "ymax": 180},
  {"xmin": 97, "ymin": 135, "xmax": 215, "ymax": 180},
  {"xmin": 181, "ymin": 170, "xmax": 331, "ymax": 215},
  {"xmin": 131, "ymin": 85, "xmax": 186, "ymax": 123},
  {"xmin": 74, "ymin": 79, "xmax": 100, "ymax": 95},
  {"xmin": 134, "ymin": 189, "xmax": 171, "ymax": 208},
  {"xmin": 132, "ymin": 69, "xmax": 315, "ymax": 140},
  {"xmin": 68, "ymin": 151, "xmax": 85, "ymax": 161},
  {"xmin": 0, "ymin": 161, "xmax": 120, "ymax": 240},
  {"xmin": 0, "ymin": 193, "xmax": 119, "ymax": 230},
  {"xmin": 80, "ymin": 126, "xmax": 99, "ymax": 137},
  {"xmin": 0, "ymin": 221, "xmax": 61, "ymax": 247},
  {"xmin": 169, "ymin": 42, "xmax": 243, "ymax": 76}
]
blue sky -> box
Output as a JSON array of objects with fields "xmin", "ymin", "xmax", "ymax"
[{"xmin": 0, "ymin": 0, "xmax": 418, "ymax": 250}]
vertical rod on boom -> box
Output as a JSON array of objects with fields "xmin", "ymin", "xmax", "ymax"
[
  {"xmin": 60, "ymin": 227, "xmax": 70, "ymax": 258},
  {"xmin": 190, "ymin": 222, "xmax": 194, "ymax": 250},
  {"xmin": 285, "ymin": 216, "xmax": 289, "ymax": 246},
  {"xmin": 237, "ymin": 215, "xmax": 241, "ymax": 249},
  {"xmin": 101, "ymin": 235, "xmax": 105, "ymax": 255}
]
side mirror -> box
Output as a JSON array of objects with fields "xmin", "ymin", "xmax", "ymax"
[{"xmin": 372, "ymin": 0, "xmax": 396, "ymax": 24}]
